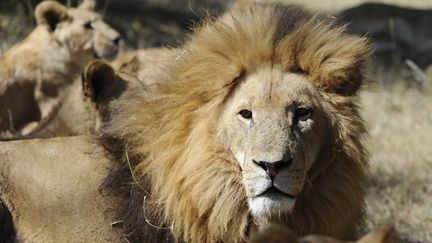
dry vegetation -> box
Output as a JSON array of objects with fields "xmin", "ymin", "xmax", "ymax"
[
  {"xmin": 1, "ymin": 0, "xmax": 431, "ymax": 242},
  {"xmin": 362, "ymin": 85, "xmax": 432, "ymax": 242}
]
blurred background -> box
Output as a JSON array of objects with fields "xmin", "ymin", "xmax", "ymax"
[{"xmin": 1, "ymin": 0, "xmax": 431, "ymax": 242}]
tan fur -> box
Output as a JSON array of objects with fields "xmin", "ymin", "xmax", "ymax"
[
  {"xmin": 0, "ymin": 48, "xmax": 177, "ymax": 139},
  {"xmin": 0, "ymin": 136, "xmax": 123, "ymax": 242},
  {"xmin": 0, "ymin": 0, "xmax": 120, "ymax": 137},
  {"xmin": 110, "ymin": 47, "xmax": 180, "ymax": 86},
  {"xmin": 250, "ymin": 224, "xmax": 396, "ymax": 243},
  {"xmin": 0, "ymin": 48, "xmax": 176, "ymax": 140},
  {"xmin": 2, "ymin": 59, "xmax": 143, "ymax": 140},
  {"xmin": 105, "ymin": 2, "xmax": 371, "ymax": 243}
]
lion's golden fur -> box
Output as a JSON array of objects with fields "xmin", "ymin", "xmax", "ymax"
[{"xmin": 104, "ymin": 3, "xmax": 370, "ymax": 242}]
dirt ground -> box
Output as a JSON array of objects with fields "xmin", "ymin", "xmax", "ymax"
[{"xmin": 1, "ymin": 0, "xmax": 431, "ymax": 242}]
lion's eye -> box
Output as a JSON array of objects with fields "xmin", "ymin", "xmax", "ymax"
[
  {"xmin": 84, "ymin": 21, "xmax": 93, "ymax": 30},
  {"xmin": 238, "ymin": 109, "xmax": 253, "ymax": 119},
  {"xmin": 295, "ymin": 108, "xmax": 312, "ymax": 120}
]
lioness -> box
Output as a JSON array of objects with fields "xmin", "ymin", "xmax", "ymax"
[
  {"xmin": 0, "ymin": 0, "xmax": 121, "ymax": 136},
  {"xmin": 0, "ymin": 47, "xmax": 176, "ymax": 140}
]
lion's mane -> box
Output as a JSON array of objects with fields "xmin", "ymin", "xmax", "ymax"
[{"xmin": 103, "ymin": 3, "xmax": 370, "ymax": 243}]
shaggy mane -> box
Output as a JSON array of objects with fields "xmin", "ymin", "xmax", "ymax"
[{"xmin": 103, "ymin": 3, "xmax": 370, "ymax": 243}]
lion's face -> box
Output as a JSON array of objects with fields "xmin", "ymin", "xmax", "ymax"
[
  {"xmin": 35, "ymin": 0, "xmax": 121, "ymax": 62},
  {"xmin": 57, "ymin": 8, "xmax": 120, "ymax": 60},
  {"xmin": 219, "ymin": 68, "xmax": 328, "ymax": 218}
]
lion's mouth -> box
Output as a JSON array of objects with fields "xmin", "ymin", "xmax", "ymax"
[
  {"xmin": 257, "ymin": 186, "xmax": 296, "ymax": 199},
  {"xmin": 94, "ymin": 48, "xmax": 119, "ymax": 60}
]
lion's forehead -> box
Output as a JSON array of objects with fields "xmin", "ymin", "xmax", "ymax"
[
  {"xmin": 68, "ymin": 9, "xmax": 102, "ymax": 22},
  {"xmin": 233, "ymin": 69, "xmax": 318, "ymax": 109}
]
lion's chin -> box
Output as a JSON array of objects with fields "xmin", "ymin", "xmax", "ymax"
[{"xmin": 248, "ymin": 193, "xmax": 296, "ymax": 219}]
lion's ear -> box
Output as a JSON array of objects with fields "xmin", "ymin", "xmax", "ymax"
[
  {"xmin": 35, "ymin": 1, "xmax": 69, "ymax": 32},
  {"xmin": 305, "ymin": 35, "xmax": 371, "ymax": 96},
  {"xmin": 82, "ymin": 61, "xmax": 119, "ymax": 103},
  {"xmin": 357, "ymin": 224, "xmax": 396, "ymax": 243},
  {"xmin": 118, "ymin": 56, "xmax": 140, "ymax": 75},
  {"xmin": 78, "ymin": 0, "xmax": 96, "ymax": 11},
  {"xmin": 327, "ymin": 70, "xmax": 365, "ymax": 96}
]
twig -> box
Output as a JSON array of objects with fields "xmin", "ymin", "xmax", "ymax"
[{"xmin": 405, "ymin": 59, "xmax": 427, "ymax": 85}]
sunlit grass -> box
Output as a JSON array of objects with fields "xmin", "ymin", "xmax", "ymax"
[{"xmin": 361, "ymin": 85, "xmax": 432, "ymax": 242}]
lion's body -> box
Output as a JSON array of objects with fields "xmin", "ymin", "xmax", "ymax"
[
  {"xmin": 0, "ymin": 26, "xmax": 81, "ymax": 134},
  {"xmin": 110, "ymin": 48, "xmax": 179, "ymax": 86},
  {"xmin": 17, "ymin": 59, "xmax": 141, "ymax": 139},
  {"xmin": 0, "ymin": 136, "xmax": 123, "ymax": 242},
  {"xmin": 0, "ymin": 0, "xmax": 120, "ymax": 136}
]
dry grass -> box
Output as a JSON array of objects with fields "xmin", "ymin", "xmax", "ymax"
[{"xmin": 361, "ymin": 85, "xmax": 432, "ymax": 242}]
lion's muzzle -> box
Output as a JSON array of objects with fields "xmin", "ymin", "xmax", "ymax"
[{"xmin": 252, "ymin": 159, "xmax": 292, "ymax": 179}]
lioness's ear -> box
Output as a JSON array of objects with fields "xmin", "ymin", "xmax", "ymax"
[
  {"xmin": 35, "ymin": 1, "xmax": 69, "ymax": 32},
  {"xmin": 357, "ymin": 223, "xmax": 396, "ymax": 243},
  {"xmin": 82, "ymin": 61, "xmax": 118, "ymax": 103},
  {"xmin": 78, "ymin": 0, "xmax": 96, "ymax": 11},
  {"xmin": 118, "ymin": 56, "xmax": 140, "ymax": 75}
]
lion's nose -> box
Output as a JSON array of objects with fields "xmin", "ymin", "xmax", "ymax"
[
  {"xmin": 113, "ymin": 36, "xmax": 122, "ymax": 46},
  {"xmin": 253, "ymin": 159, "xmax": 292, "ymax": 179}
]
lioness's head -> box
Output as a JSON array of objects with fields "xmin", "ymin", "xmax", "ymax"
[
  {"xmin": 35, "ymin": 0, "xmax": 121, "ymax": 61},
  {"xmin": 219, "ymin": 69, "xmax": 328, "ymax": 218}
]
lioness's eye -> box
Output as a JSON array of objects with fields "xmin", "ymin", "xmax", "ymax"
[
  {"xmin": 295, "ymin": 108, "xmax": 311, "ymax": 120},
  {"xmin": 238, "ymin": 109, "xmax": 253, "ymax": 119},
  {"xmin": 84, "ymin": 21, "xmax": 93, "ymax": 30}
]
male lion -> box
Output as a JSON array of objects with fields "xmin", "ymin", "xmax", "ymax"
[
  {"xmin": 102, "ymin": 2, "xmax": 371, "ymax": 242},
  {"xmin": 0, "ymin": 2, "xmax": 371, "ymax": 242},
  {"xmin": 0, "ymin": 0, "xmax": 121, "ymax": 136}
]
